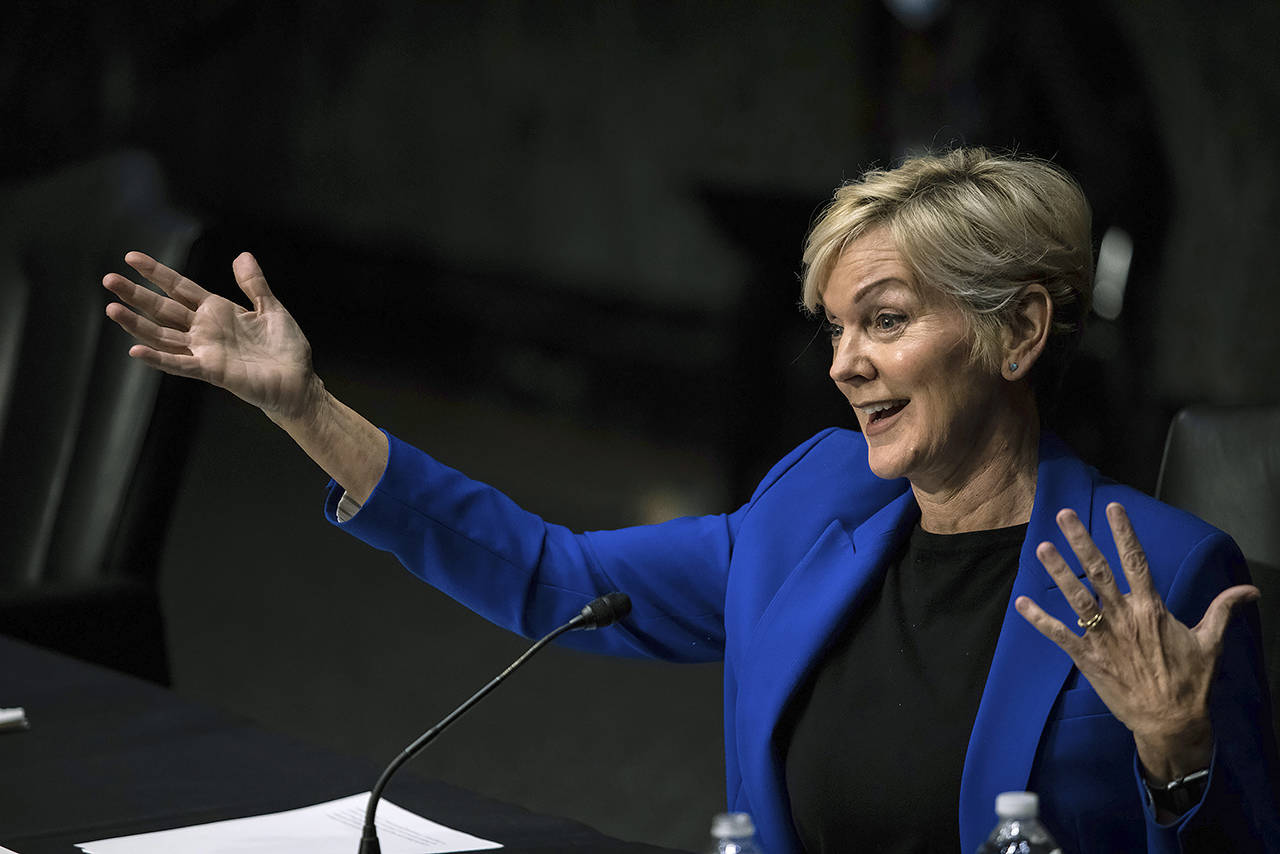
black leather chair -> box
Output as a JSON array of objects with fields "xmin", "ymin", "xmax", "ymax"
[
  {"xmin": 1156, "ymin": 405, "xmax": 1280, "ymax": 737},
  {"xmin": 0, "ymin": 151, "xmax": 200, "ymax": 683}
]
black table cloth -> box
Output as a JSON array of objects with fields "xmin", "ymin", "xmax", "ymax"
[{"xmin": 0, "ymin": 636, "xmax": 687, "ymax": 854}]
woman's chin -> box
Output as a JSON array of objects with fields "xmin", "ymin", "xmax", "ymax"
[{"xmin": 866, "ymin": 451, "xmax": 911, "ymax": 482}]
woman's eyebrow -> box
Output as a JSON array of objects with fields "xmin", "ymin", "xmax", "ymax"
[
  {"xmin": 820, "ymin": 276, "xmax": 910, "ymax": 318},
  {"xmin": 852, "ymin": 276, "xmax": 909, "ymax": 304}
]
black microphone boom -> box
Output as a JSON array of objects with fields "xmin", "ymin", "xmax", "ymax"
[{"xmin": 357, "ymin": 592, "xmax": 632, "ymax": 854}]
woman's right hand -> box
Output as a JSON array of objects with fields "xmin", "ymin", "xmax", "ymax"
[{"xmin": 104, "ymin": 251, "xmax": 321, "ymax": 424}]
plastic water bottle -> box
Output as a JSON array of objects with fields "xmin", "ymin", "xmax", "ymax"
[
  {"xmin": 977, "ymin": 792, "xmax": 1063, "ymax": 854},
  {"xmin": 707, "ymin": 812, "xmax": 764, "ymax": 854}
]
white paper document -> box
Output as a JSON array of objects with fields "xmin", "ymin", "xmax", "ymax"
[{"xmin": 75, "ymin": 792, "xmax": 502, "ymax": 854}]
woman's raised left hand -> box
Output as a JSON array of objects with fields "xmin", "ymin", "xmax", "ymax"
[{"xmin": 1014, "ymin": 502, "xmax": 1259, "ymax": 785}]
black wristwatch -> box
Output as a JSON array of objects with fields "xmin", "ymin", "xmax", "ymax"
[{"xmin": 1143, "ymin": 768, "xmax": 1210, "ymax": 816}]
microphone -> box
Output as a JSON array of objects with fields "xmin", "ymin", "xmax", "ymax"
[
  {"xmin": 569, "ymin": 591, "xmax": 631, "ymax": 630},
  {"xmin": 357, "ymin": 592, "xmax": 632, "ymax": 854}
]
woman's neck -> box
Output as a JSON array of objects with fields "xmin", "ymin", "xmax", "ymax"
[{"xmin": 911, "ymin": 408, "xmax": 1041, "ymax": 535}]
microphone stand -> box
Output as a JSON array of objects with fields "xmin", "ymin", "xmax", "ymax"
[{"xmin": 358, "ymin": 593, "xmax": 629, "ymax": 854}]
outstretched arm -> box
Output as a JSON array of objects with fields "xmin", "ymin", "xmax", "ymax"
[{"xmin": 104, "ymin": 251, "xmax": 388, "ymax": 503}]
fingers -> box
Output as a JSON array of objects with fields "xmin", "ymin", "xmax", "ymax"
[
  {"xmin": 1105, "ymin": 503, "xmax": 1160, "ymax": 603},
  {"xmin": 1056, "ymin": 508, "xmax": 1125, "ymax": 609},
  {"xmin": 231, "ymin": 252, "xmax": 276, "ymax": 309},
  {"xmin": 103, "ymin": 272, "xmax": 196, "ymax": 330},
  {"xmin": 124, "ymin": 251, "xmax": 212, "ymax": 311},
  {"xmin": 126, "ymin": 344, "xmax": 204, "ymax": 379},
  {"xmin": 105, "ymin": 301, "xmax": 191, "ymax": 355},
  {"xmin": 1036, "ymin": 538, "xmax": 1106, "ymax": 624},
  {"xmin": 1015, "ymin": 595, "xmax": 1083, "ymax": 658},
  {"xmin": 1194, "ymin": 584, "xmax": 1262, "ymax": 652}
]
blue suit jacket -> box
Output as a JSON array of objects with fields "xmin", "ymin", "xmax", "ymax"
[{"xmin": 328, "ymin": 427, "xmax": 1279, "ymax": 853}]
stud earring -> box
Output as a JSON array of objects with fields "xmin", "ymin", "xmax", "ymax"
[{"xmin": 1009, "ymin": 362, "xmax": 1019, "ymax": 372}]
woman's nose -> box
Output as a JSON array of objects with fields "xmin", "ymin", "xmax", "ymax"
[{"xmin": 829, "ymin": 334, "xmax": 876, "ymax": 384}]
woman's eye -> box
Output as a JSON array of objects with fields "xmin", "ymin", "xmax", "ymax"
[
  {"xmin": 823, "ymin": 320, "xmax": 844, "ymax": 340},
  {"xmin": 873, "ymin": 313, "xmax": 906, "ymax": 332}
]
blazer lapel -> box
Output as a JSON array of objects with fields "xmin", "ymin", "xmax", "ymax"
[
  {"xmin": 958, "ymin": 433, "xmax": 1097, "ymax": 851},
  {"xmin": 735, "ymin": 489, "xmax": 918, "ymax": 853}
]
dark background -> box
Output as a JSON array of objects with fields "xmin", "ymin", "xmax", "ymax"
[{"xmin": 3, "ymin": 1, "xmax": 1279, "ymax": 850}]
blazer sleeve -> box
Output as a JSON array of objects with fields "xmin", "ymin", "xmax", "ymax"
[
  {"xmin": 1142, "ymin": 530, "xmax": 1280, "ymax": 853},
  {"xmin": 322, "ymin": 429, "xmax": 844, "ymax": 662}
]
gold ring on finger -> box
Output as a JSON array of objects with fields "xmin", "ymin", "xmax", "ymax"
[{"xmin": 1077, "ymin": 610, "xmax": 1105, "ymax": 631}]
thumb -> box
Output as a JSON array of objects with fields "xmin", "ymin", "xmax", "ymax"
[
  {"xmin": 231, "ymin": 251, "xmax": 277, "ymax": 310},
  {"xmin": 1194, "ymin": 584, "xmax": 1261, "ymax": 652}
]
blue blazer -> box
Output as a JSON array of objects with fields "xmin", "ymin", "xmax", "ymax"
[{"xmin": 328, "ymin": 428, "xmax": 1279, "ymax": 853}]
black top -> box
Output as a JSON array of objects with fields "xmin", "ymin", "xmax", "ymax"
[{"xmin": 782, "ymin": 521, "xmax": 1027, "ymax": 853}]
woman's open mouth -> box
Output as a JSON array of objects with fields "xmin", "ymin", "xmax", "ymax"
[{"xmin": 860, "ymin": 399, "xmax": 908, "ymax": 435}]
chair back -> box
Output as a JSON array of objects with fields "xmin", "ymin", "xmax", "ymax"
[
  {"xmin": 1156, "ymin": 405, "xmax": 1280, "ymax": 735},
  {"xmin": 0, "ymin": 151, "xmax": 199, "ymax": 681}
]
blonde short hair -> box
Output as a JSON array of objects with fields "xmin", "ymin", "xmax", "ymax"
[{"xmin": 802, "ymin": 148, "xmax": 1094, "ymax": 407}]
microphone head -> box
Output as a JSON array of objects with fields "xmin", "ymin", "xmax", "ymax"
[{"xmin": 577, "ymin": 592, "xmax": 632, "ymax": 629}]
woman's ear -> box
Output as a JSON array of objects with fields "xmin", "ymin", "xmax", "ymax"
[{"xmin": 1002, "ymin": 284, "xmax": 1052, "ymax": 380}]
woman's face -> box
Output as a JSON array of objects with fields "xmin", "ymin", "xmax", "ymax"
[{"xmin": 821, "ymin": 228, "xmax": 1008, "ymax": 490}]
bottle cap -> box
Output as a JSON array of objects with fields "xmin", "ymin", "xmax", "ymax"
[
  {"xmin": 995, "ymin": 791, "xmax": 1039, "ymax": 819},
  {"xmin": 711, "ymin": 812, "xmax": 756, "ymax": 838}
]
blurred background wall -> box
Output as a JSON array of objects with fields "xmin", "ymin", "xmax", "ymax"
[{"xmin": 3, "ymin": 1, "xmax": 1278, "ymax": 850}]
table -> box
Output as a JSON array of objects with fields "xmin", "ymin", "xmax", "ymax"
[{"xmin": 0, "ymin": 636, "xmax": 689, "ymax": 854}]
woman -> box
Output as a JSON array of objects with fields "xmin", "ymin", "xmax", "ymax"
[{"xmin": 104, "ymin": 148, "xmax": 1278, "ymax": 853}]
